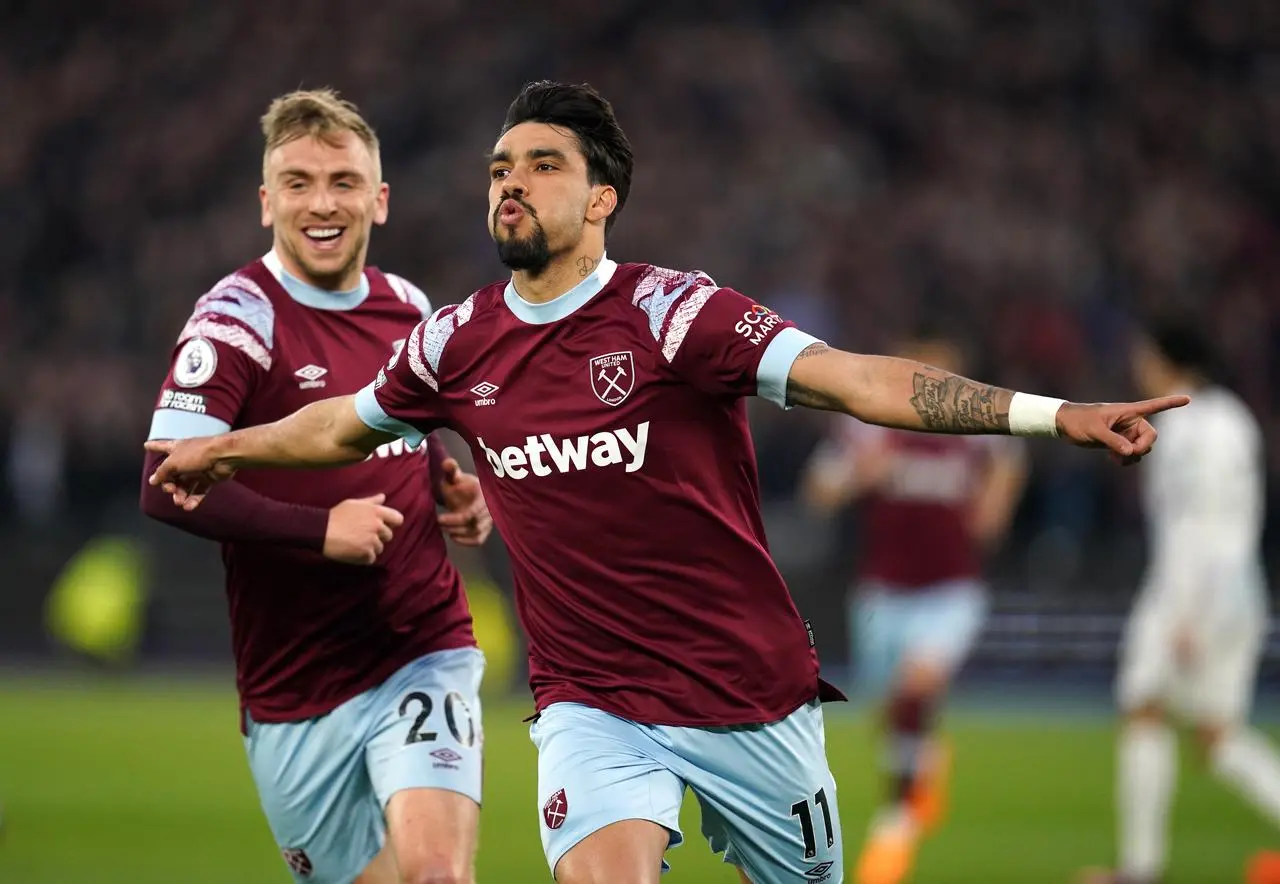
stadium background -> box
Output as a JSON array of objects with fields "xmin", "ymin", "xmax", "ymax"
[{"xmin": 2, "ymin": 1, "xmax": 1278, "ymax": 881}]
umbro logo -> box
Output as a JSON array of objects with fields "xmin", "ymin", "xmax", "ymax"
[
  {"xmin": 804, "ymin": 861, "xmax": 834, "ymax": 881},
  {"xmin": 470, "ymin": 381, "xmax": 498, "ymax": 407},
  {"xmin": 294, "ymin": 364, "xmax": 328, "ymax": 390},
  {"xmin": 430, "ymin": 747, "xmax": 463, "ymax": 769}
]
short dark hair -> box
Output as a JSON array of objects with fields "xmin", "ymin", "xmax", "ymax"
[
  {"xmin": 1145, "ymin": 317, "xmax": 1217, "ymax": 376},
  {"xmin": 501, "ymin": 81, "xmax": 634, "ymax": 234}
]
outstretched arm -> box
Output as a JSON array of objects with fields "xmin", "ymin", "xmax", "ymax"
[
  {"xmin": 785, "ymin": 344, "xmax": 1189, "ymax": 459},
  {"xmin": 146, "ymin": 395, "xmax": 396, "ymax": 509}
]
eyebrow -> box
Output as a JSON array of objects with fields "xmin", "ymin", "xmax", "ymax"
[
  {"xmin": 278, "ymin": 167, "xmax": 365, "ymax": 182},
  {"xmin": 486, "ymin": 147, "xmax": 570, "ymax": 165}
]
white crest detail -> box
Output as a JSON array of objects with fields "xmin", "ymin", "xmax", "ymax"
[
  {"xmin": 470, "ymin": 381, "xmax": 499, "ymax": 398},
  {"xmin": 589, "ymin": 351, "xmax": 635, "ymax": 406},
  {"xmin": 294, "ymin": 365, "xmax": 328, "ymax": 382}
]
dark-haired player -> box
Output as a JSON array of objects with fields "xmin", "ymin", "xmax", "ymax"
[
  {"xmin": 147, "ymin": 81, "xmax": 1186, "ymax": 884},
  {"xmin": 1082, "ymin": 322, "xmax": 1279, "ymax": 884}
]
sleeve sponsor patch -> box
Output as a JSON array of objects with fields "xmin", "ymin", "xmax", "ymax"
[
  {"xmin": 173, "ymin": 338, "xmax": 218, "ymax": 387},
  {"xmin": 734, "ymin": 304, "xmax": 784, "ymax": 345},
  {"xmin": 158, "ymin": 389, "xmax": 208, "ymax": 414}
]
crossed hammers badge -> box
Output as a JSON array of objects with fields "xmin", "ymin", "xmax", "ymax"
[{"xmin": 589, "ymin": 351, "xmax": 635, "ymax": 406}]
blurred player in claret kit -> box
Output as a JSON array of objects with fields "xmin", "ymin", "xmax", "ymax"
[
  {"xmin": 1081, "ymin": 322, "xmax": 1280, "ymax": 884},
  {"xmin": 140, "ymin": 89, "xmax": 492, "ymax": 884},
  {"xmin": 147, "ymin": 80, "xmax": 1187, "ymax": 884},
  {"xmin": 802, "ymin": 328, "xmax": 1028, "ymax": 884}
]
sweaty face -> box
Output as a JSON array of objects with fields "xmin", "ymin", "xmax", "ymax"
[
  {"xmin": 487, "ymin": 122, "xmax": 592, "ymax": 276},
  {"xmin": 260, "ymin": 132, "xmax": 388, "ymax": 290}
]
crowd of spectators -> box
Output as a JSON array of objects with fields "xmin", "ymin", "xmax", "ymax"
[{"xmin": 3, "ymin": 0, "xmax": 1277, "ymax": 593}]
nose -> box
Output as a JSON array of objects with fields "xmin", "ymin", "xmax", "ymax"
[
  {"xmin": 500, "ymin": 171, "xmax": 527, "ymax": 200},
  {"xmin": 308, "ymin": 186, "xmax": 337, "ymax": 216}
]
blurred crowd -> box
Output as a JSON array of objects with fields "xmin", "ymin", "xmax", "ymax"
[{"xmin": 2, "ymin": 0, "xmax": 1278, "ymax": 592}]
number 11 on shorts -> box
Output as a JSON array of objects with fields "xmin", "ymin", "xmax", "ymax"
[{"xmin": 790, "ymin": 788, "xmax": 835, "ymax": 859}]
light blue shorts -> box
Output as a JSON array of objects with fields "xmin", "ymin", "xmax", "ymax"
[
  {"xmin": 244, "ymin": 647, "xmax": 485, "ymax": 884},
  {"xmin": 852, "ymin": 579, "xmax": 987, "ymax": 693},
  {"xmin": 530, "ymin": 700, "xmax": 842, "ymax": 884}
]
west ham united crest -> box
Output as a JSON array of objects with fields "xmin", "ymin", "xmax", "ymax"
[
  {"xmin": 281, "ymin": 847, "xmax": 313, "ymax": 877},
  {"xmin": 543, "ymin": 788, "xmax": 569, "ymax": 830},
  {"xmin": 589, "ymin": 351, "xmax": 634, "ymax": 406}
]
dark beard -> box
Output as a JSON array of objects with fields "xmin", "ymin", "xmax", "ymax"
[{"xmin": 495, "ymin": 223, "xmax": 553, "ymax": 277}]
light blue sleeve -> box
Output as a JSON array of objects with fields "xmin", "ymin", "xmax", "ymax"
[
  {"xmin": 755, "ymin": 327, "xmax": 825, "ymax": 409},
  {"xmin": 148, "ymin": 410, "xmax": 233, "ymax": 441},
  {"xmin": 353, "ymin": 382, "xmax": 425, "ymax": 449}
]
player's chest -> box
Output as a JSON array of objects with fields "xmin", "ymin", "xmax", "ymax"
[
  {"xmin": 258, "ymin": 311, "xmax": 411, "ymax": 416},
  {"xmin": 443, "ymin": 319, "xmax": 677, "ymax": 456},
  {"xmin": 882, "ymin": 439, "xmax": 979, "ymax": 503}
]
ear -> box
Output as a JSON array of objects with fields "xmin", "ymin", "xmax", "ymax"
[
  {"xmin": 373, "ymin": 181, "xmax": 390, "ymax": 226},
  {"xmin": 259, "ymin": 184, "xmax": 272, "ymax": 228},
  {"xmin": 585, "ymin": 184, "xmax": 617, "ymax": 226}
]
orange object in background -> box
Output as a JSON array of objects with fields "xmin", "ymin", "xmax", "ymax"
[{"xmin": 1247, "ymin": 851, "xmax": 1280, "ymax": 884}]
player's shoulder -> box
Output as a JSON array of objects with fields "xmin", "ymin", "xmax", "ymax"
[
  {"xmin": 404, "ymin": 281, "xmax": 506, "ymax": 383},
  {"xmin": 615, "ymin": 262, "xmax": 724, "ymax": 358},
  {"xmin": 369, "ymin": 266, "xmax": 434, "ymax": 320},
  {"xmin": 178, "ymin": 263, "xmax": 276, "ymax": 371},
  {"xmin": 1198, "ymin": 386, "xmax": 1262, "ymax": 441}
]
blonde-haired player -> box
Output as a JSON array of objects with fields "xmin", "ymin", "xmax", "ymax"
[{"xmin": 141, "ymin": 89, "xmax": 491, "ymax": 884}]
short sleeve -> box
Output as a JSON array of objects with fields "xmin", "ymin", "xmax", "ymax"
[
  {"xmin": 148, "ymin": 279, "xmax": 275, "ymax": 440},
  {"xmin": 663, "ymin": 287, "xmax": 823, "ymax": 405},
  {"xmin": 353, "ymin": 311, "xmax": 453, "ymax": 447}
]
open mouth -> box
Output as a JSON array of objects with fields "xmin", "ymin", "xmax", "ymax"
[{"xmin": 303, "ymin": 227, "xmax": 346, "ymax": 250}]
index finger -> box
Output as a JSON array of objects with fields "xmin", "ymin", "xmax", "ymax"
[
  {"xmin": 149, "ymin": 460, "xmax": 176, "ymax": 486},
  {"xmin": 144, "ymin": 440, "xmax": 176, "ymax": 455},
  {"xmin": 1129, "ymin": 395, "xmax": 1191, "ymax": 416}
]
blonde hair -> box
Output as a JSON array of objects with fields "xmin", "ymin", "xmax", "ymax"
[{"xmin": 260, "ymin": 88, "xmax": 381, "ymax": 183}]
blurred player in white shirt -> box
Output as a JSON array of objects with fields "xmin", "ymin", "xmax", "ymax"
[{"xmin": 1084, "ymin": 322, "xmax": 1280, "ymax": 884}]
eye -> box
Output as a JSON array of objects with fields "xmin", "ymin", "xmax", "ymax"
[
  {"xmin": 334, "ymin": 181, "xmax": 354, "ymax": 190},
  {"xmin": 536, "ymin": 163, "xmax": 557, "ymax": 172},
  {"xmin": 491, "ymin": 168, "xmax": 509, "ymax": 180},
  {"xmin": 288, "ymin": 181, "xmax": 307, "ymax": 192}
]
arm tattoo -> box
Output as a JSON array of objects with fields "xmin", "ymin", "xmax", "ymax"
[
  {"xmin": 786, "ymin": 344, "xmax": 843, "ymax": 410},
  {"xmin": 577, "ymin": 255, "xmax": 600, "ymax": 278},
  {"xmin": 909, "ymin": 371, "xmax": 1012, "ymax": 433}
]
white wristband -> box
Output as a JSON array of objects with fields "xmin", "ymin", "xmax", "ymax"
[{"xmin": 1008, "ymin": 392, "xmax": 1065, "ymax": 438}]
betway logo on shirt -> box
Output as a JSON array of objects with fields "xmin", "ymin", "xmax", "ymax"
[
  {"xmin": 478, "ymin": 422, "xmax": 650, "ymax": 480},
  {"xmin": 365, "ymin": 438, "xmax": 425, "ymax": 461}
]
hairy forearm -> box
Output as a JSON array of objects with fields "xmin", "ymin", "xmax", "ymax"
[
  {"xmin": 786, "ymin": 345, "xmax": 1014, "ymax": 434},
  {"xmin": 218, "ymin": 396, "xmax": 388, "ymax": 469}
]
